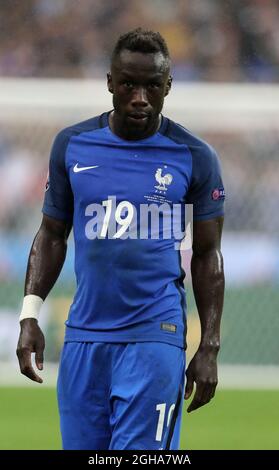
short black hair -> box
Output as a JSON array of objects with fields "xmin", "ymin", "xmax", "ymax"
[{"xmin": 111, "ymin": 28, "xmax": 170, "ymax": 67}]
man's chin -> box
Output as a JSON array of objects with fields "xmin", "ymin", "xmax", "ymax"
[{"xmin": 124, "ymin": 116, "xmax": 155, "ymax": 136}]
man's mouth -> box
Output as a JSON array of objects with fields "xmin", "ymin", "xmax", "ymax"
[{"xmin": 127, "ymin": 113, "xmax": 149, "ymax": 123}]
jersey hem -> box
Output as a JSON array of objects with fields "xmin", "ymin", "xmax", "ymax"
[{"xmin": 64, "ymin": 326, "xmax": 186, "ymax": 349}]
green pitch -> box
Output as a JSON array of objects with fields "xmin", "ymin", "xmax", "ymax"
[{"xmin": 0, "ymin": 388, "xmax": 278, "ymax": 449}]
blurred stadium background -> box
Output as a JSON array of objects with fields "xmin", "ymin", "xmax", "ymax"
[{"xmin": 0, "ymin": 0, "xmax": 278, "ymax": 450}]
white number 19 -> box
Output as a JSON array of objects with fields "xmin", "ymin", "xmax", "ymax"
[
  {"xmin": 100, "ymin": 199, "xmax": 134, "ymax": 238},
  {"xmin": 155, "ymin": 403, "xmax": 176, "ymax": 442}
]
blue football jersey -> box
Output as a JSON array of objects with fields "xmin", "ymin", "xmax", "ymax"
[{"xmin": 42, "ymin": 112, "xmax": 225, "ymax": 348}]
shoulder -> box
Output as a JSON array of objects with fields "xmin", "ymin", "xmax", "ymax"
[
  {"xmin": 164, "ymin": 118, "xmax": 218, "ymax": 167},
  {"xmin": 53, "ymin": 113, "xmax": 106, "ymax": 146}
]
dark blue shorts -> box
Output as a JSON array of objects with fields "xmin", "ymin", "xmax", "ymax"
[{"xmin": 57, "ymin": 341, "xmax": 186, "ymax": 450}]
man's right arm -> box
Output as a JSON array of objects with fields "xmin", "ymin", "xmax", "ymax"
[{"xmin": 16, "ymin": 214, "xmax": 72, "ymax": 383}]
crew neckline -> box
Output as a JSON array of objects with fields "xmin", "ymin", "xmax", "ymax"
[{"xmin": 102, "ymin": 111, "xmax": 168, "ymax": 142}]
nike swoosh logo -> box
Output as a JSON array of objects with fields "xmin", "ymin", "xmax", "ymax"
[{"xmin": 73, "ymin": 164, "xmax": 99, "ymax": 173}]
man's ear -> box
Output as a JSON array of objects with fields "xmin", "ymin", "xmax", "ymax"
[
  {"xmin": 165, "ymin": 76, "xmax": 172, "ymax": 96},
  {"xmin": 107, "ymin": 73, "xmax": 113, "ymax": 94}
]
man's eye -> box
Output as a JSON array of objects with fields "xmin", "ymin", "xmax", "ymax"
[
  {"xmin": 148, "ymin": 83, "xmax": 160, "ymax": 89},
  {"xmin": 123, "ymin": 81, "xmax": 133, "ymax": 88}
]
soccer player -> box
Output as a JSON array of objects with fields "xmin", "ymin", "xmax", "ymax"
[{"xmin": 16, "ymin": 28, "xmax": 225, "ymax": 450}]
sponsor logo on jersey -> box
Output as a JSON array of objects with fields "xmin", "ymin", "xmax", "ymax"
[
  {"xmin": 212, "ymin": 187, "xmax": 225, "ymax": 200},
  {"xmin": 73, "ymin": 163, "xmax": 99, "ymax": 173}
]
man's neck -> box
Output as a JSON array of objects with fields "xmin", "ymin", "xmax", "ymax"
[{"xmin": 109, "ymin": 111, "xmax": 162, "ymax": 140}]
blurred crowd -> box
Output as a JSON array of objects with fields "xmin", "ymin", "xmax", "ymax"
[
  {"xmin": 0, "ymin": 0, "xmax": 279, "ymax": 82},
  {"xmin": 1, "ymin": 0, "xmax": 279, "ymax": 281}
]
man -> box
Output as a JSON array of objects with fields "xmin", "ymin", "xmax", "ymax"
[{"xmin": 17, "ymin": 28, "xmax": 225, "ymax": 450}]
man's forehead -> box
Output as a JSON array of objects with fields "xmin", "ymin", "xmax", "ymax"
[{"xmin": 112, "ymin": 50, "xmax": 169, "ymax": 75}]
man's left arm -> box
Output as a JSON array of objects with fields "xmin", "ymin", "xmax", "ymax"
[{"xmin": 185, "ymin": 215, "xmax": 224, "ymax": 412}]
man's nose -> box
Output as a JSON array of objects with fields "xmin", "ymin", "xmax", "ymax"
[{"xmin": 131, "ymin": 87, "xmax": 148, "ymax": 107}]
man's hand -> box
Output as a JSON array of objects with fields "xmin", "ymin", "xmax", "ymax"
[
  {"xmin": 16, "ymin": 318, "xmax": 45, "ymax": 383},
  {"xmin": 184, "ymin": 346, "xmax": 218, "ymax": 413}
]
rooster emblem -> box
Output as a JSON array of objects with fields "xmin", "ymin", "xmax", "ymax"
[{"xmin": 154, "ymin": 167, "xmax": 173, "ymax": 191}]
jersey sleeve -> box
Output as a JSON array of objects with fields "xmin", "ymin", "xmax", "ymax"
[
  {"xmin": 186, "ymin": 144, "xmax": 225, "ymax": 221},
  {"xmin": 42, "ymin": 130, "xmax": 74, "ymax": 221}
]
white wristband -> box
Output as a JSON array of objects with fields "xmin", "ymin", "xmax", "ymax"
[{"xmin": 19, "ymin": 295, "xmax": 44, "ymax": 322}]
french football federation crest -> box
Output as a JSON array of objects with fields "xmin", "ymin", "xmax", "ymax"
[{"xmin": 154, "ymin": 167, "xmax": 173, "ymax": 191}]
